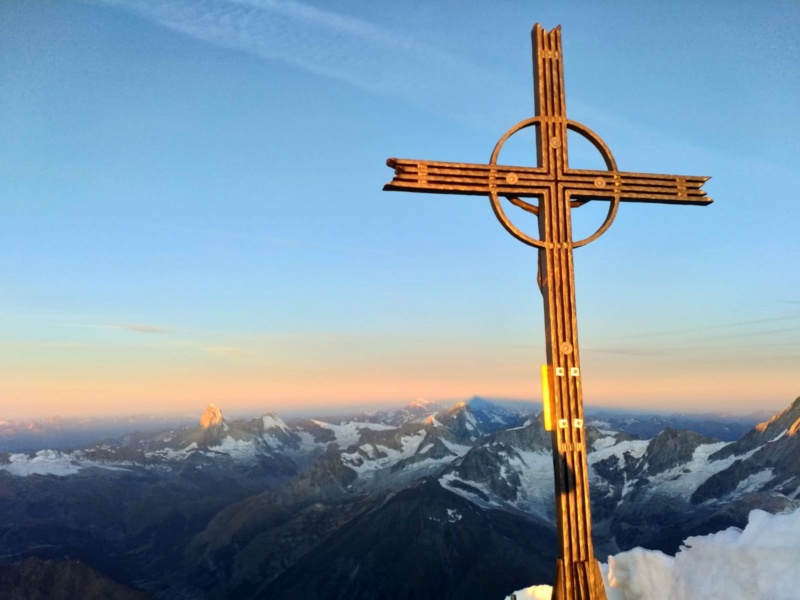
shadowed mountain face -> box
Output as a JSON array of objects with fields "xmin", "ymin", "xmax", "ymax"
[
  {"xmin": 0, "ymin": 397, "xmax": 797, "ymax": 599},
  {"xmin": 0, "ymin": 557, "xmax": 154, "ymax": 600},
  {"xmin": 246, "ymin": 479, "xmax": 557, "ymax": 600}
]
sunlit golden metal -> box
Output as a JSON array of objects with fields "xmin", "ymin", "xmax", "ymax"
[{"xmin": 383, "ymin": 24, "xmax": 711, "ymax": 600}]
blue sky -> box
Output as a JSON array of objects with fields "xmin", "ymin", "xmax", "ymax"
[{"xmin": 1, "ymin": 0, "xmax": 798, "ymax": 419}]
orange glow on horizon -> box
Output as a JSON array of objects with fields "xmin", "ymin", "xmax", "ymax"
[
  {"xmin": 2, "ymin": 357, "xmax": 796, "ymax": 421},
  {"xmin": 2, "ymin": 329, "xmax": 796, "ymax": 420}
]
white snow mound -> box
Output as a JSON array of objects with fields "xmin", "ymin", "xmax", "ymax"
[{"xmin": 506, "ymin": 507, "xmax": 800, "ymax": 600}]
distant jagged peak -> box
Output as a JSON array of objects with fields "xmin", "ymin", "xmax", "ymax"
[
  {"xmin": 261, "ymin": 412, "xmax": 289, "ymax": 432},
  {"xmin": 402, "ymin": 398, "xmax": 447, "ymax": 415},
  {"xmin": 754, "ymin": 396, "xmax": 800, "ymax": 434},
  {"xmin": 408, "ymin": 397, "xmax": 437, "ymax": 410},
  {"xmin": 440, "ymin": 401, "xmax": 481, "ymax": 439},
  {"xmin": 785, "ymin": 397, "xmax": 800, "ymax": 437},
  {"xmin": 199, "ymin": 403, "xmax": 224, "ymax": 429},
  {"xmin": 642, "ymin": 426, "xmax": 721, "ymax": 475},
  {"xmin": 711, "ymin": 396, "xmax": 800, "ymax": 461},
  {"xmin": 424, "ymin": 415, "xmax": 443, "ymax": 428},
  {"xmin": 447, "ymin": 400, "xmax": 471, "ymax": 414},
  {"xmin": 755, "ymin": 415, "xmax": 778, "ymax": 433}
]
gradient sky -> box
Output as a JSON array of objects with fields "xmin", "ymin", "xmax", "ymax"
[{"xmin": 1, "ymin": 0, "xmax": 798, "ymax": 420}]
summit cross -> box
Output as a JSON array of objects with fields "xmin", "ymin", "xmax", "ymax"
[{"xmin": 383, "ymin": 24, "xmax": 711, "ymax": 600}]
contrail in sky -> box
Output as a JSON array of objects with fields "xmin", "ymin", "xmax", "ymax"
[{"xmin": 91, "ymin": 0, "xmax": 513, "ymax": 128}]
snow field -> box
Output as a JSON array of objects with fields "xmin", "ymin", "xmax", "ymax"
[
  {"xmin": 340, "ymin": 430, "xmax": 426, "ymax": 475},
  {"xmin": 309, "ymin": 419, "xmax": 396, "ymax": 448},
  {"xmin": 0, "ymin": 450, "xmax": 130, "ymax": 476},
  {"xmin": 506, "ymin": 507, "xmax": 800, "ymax": 600}
]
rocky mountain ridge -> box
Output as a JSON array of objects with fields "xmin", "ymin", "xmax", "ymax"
[{"xmin": 0, "ymin": 395, "xmax": 798, "ymax": 599}]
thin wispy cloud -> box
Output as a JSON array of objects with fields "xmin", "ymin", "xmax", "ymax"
[
  {"xmin": 92, "ymin": 0, "xmax": 514, "ymax": 129},
  {"xmin": 2, "ymin": 341, "xmax": 91, "ymax": 349},
  {"xmin": 583, "ymin": 346, "xmax": 668, "ymax": 357},
  {"xmin": 59, "ymin": 323, "xmax": 176, "ymax": 335},
  {"xmin": 116, "ymin": 323, "xmax": 175, "ymax": 334},
  {"xmin": 610, "ymin": 314, "xmax": 800, "ymax": 341}
]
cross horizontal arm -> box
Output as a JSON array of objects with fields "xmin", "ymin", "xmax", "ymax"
[
  {"xmin": 383, "ymin": 158, "xmax": 549, "ymax": 197},
  {"xmin": 564, "ymin": 170, "xmax": 712, "ymax": 205},
  {"xmin": 384, "ymin": 159, "xmax": 712, "ymax": 206}
]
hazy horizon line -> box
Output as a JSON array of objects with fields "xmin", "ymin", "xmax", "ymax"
[{"xmin": 2, "ymin": 394, "xmax": 786, "ymax": 425}]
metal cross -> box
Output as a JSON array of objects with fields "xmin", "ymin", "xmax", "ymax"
[{"xmin": 383, "ymin": 24, "xmax": 711, "ymax": 600}]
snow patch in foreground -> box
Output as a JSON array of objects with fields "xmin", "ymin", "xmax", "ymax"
[{"xmin": 506, "ymin": 507, "xmax": 800, "ymax": 600}]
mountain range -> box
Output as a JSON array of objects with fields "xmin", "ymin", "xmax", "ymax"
[{"xmin": 1, "ymin": 395, "xmax": 798, "ymax": 599}]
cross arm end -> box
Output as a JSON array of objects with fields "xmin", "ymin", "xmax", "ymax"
[
  {"xmin": 383, "ymin": 157, "xmax": 501, "ymax": 196},
  {"xmin": 567, "ymin": 171, "xmax": 714, "ymax": 206}
]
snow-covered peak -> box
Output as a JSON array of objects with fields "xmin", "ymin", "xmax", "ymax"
[
  {"xmin": 408, "ymin": 398, "xmax": 436, "ymax": 409},
  {"xmin": 435, "ymin": 400, "xmax": 485, "ymax": 442},
  {"xmin": 425, "ymin": 416, "xmax": 443, "ymax": 428},
  {"xmin": 261, "ymin": 412, "xmax": 288, "ymax": 432},
  {"xmin": 442, "ymin": 401, "xmax": 475, "ymax": 423}
]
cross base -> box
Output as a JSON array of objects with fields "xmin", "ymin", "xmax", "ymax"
[{"xmin": 552, "ymin": 559, "xmax": 607, "ymax": 600}]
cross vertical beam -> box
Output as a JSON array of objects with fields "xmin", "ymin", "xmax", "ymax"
[
  {"xmin": 533, "ymin": 25, "xmax": 606, "ymax": 599},
  {"xmin": 383, "ymin": 23, "xmax": 711, "ymax": 600}
]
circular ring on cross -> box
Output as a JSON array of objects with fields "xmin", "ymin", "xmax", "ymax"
[{"xmin": 487, "ymin": 117, "xmax": 621, "ymax": 249}]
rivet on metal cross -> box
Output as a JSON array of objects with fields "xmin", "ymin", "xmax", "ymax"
[{"xmin": 383, "ymin": 24, "xmax": 711, "ymax": 600}]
